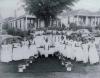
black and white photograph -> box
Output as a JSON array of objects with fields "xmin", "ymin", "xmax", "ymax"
[{"xmin": 0, "ymin": 0, "xmax": 100, "ymax": 78}]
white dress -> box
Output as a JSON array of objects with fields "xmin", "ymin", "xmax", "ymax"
[
  {"xmin": 88, "ymin": 42, "xmax": 99, "ymax": 64},
  {"xmin": 1, "ymin": 44, "xmax": 12, "ymax": 62},
  {"xmin": 57, "ymin": 42, "xmax": 64, "ymax": 54},
  {"xmin": 66, "ymin": 41, "xmax": 73, "ymax": 59},
  {"xmin": 75, "ymin": 42, "xmax": 83, "ymax": 62},
  {"xmin": 70, "ymin": 41, "xmax": 76, "ymax": 60},
  {"xmin": 60, "ymin": 42, "xmax": 67, "ymax": 57},
  {"xmin": 55, "ymin": 40, "xmax": 61, "ymax": 52},
  {"xmin": 94, "ymin": 40, "xmax": 100, "ymax": 52},
  {"xmin": 82, "ymin": 43, "xmax": 89, "ymax": 63}
]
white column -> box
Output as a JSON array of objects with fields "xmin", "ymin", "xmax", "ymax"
[
  {"xmin": 92, "ymin": 17, "xmax": 94, "ymax": 26},
  {"xmin": 80, "ymin": 17, "xmax": 83, "ymax": 26},
  {"xmin": 0, "ymin": 23, "xmax": 2, "ymax": 34},
  {"xmin": 25, "ymin": 16, "xmax": 27, "ymax": 30},
  {"xmin": 76, "ymin": 16, "xmax": 79, "ymax": 26},
  {"xmin": 21, "ymin": 18, "xmax": 24, "ymax": 31},
  {"xmin": 1, "ymin": 23, "xmax": 2, "ymax": 34},
  {"xmin": 86, "ymin": 16, "xmax": 89, "ymax": 26},
  {"xmin": 12, "ymin": 21, "xmax": 14, "ymax": 28},
  {"xmin": 98, "ymin": 18, "xmax": 100, "ymax": 25},
  {"xmin": 97, "ymin": 18, "xmax": 99, "ymax": 25}
]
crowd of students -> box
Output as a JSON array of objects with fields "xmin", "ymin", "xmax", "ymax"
[
  {"xmin": 34, "ymin": 34, "xmax": 99, "ymax": 64},
  {"xmin": 0, "ymin": 31, "xmax": 100, "ymax": 64}
]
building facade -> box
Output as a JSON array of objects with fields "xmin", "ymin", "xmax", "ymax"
[
  {"xmin": 3, "ymin": 9, "xmax": 100, "ymax": 32},
  {"xmin": 59, "ymin": 9, "xmax": 100, "ymax": 27},
  {"xmin": 8, "ymin": 15, "xmax": 62, "ymax": 31},
  {"xmin": 8, "ymin": 15, "xmax": 37, "ymax": 31}
]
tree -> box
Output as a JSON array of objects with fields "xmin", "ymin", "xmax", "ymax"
[{"xmin": 23, "ymin": 0, "xmax": 78, "ymax": 27}]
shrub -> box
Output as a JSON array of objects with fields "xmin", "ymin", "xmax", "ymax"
[
  {"xmin": 6, "ymin": 28, "xmax": 29, "ymax": 37},
  {"xmin": 69, "ymin": 23, "xmax": 93, "ymax": 32},
  {"xmin": 69, "ymin": 23, "xmax": 77, "ymax": 31}
]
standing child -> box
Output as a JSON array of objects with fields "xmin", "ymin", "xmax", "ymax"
[
  {"xmin": 82, "ymin": 40, "xmax": 89, "ymax": 63},
  {"xmin": 88, "ymin": 40, "xmax": 99, "ymax": 64}
]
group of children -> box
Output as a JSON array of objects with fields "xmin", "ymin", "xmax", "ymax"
[
  {"xmin": 0, "ymin": 33, "xmax": 100, "ymax": 65},
  {"xmin": 33, "ymin": 34, "xmax": 100, "ymax": 64}
]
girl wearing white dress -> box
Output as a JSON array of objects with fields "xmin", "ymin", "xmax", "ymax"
[
  {"xmin": 61, "ymin": 39, "xmax": 68, "ymax": 57},
  {"xmin": 1, "ymin": 44, "xmax": 12, "ymax": 62},
  {"xmin": 65, "ymin": 40, "xmax": 74, "ymax": 59},
  {"xmin": 88, "ymin": 40, "xmax": 99, "ymax": 64},
  {"xmin": 70, "ymin": 40, "xmax": 76, "ymax": 60},
  {"xmin": 75, "ymin": 41, "xmax": 83, "ymax": 62},
  {"xmin": 82, "ymin": 41, "xmax": 89, "ymax": 63}
]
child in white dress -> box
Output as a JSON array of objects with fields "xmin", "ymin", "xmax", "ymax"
[
  {"xmin": 75, "ymin": 41, "xmax": 83, "ymax": 62},
  {"xmin": 66, "ymin": 40, "xmax": 74, "ymax": 60},
  {"xmin": 88, "ymin": 40, "xmax": 99, "ymax": 64},
  {"xmin": 82, "ymin": 41, "xmax": 89, "ymax": 63}
]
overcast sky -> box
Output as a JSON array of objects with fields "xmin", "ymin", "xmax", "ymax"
[{"xmin": 0, "ymin": 0, "xmax": 100, "ymax": 19}]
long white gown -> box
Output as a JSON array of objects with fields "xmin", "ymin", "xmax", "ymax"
[
  {"xmin": 55, "ymin": 39, "xmax": 61, "ymax": 52},
  {"xmin": 66, "ymin": 41, "xmax": 73, "ymax": 59},
  {"xmin": 56, "ymin": 42, "xmax": 64, "ymax": 54},
  {"xmin": 82, "ymin": 43, "xmax": 89, "ymax": 63},
  {"xmin": 60, "ymin": 42, "xmax": 67, "ymax": 57},
  {"xmin": 1, "ymin": 44, "xmax": 12, "ymax": 62},
  {"xmin": 69, "ymin": 40, "xmax": 75, "ymax": 60},
  {"xmin": 75, "ymin": 42, "xmax": 83, "ymax": 62},
  {"xmin": 88, "ymin": 42, "xmax": 99, "ymax": 64}
]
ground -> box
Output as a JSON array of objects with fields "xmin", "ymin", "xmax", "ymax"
[{"xmin": 0, "ymin": 55, "xmax": 100, "ymax": 78}]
